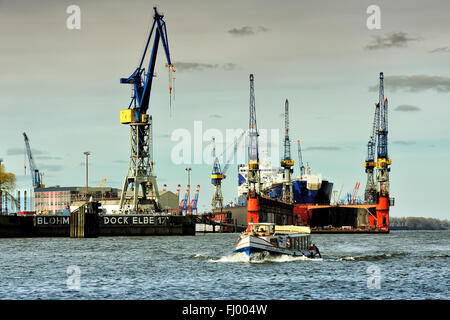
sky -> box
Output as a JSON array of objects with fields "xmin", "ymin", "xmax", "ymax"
[{"xmin": 0, "ymin": 0, "xmax": 449, "ymax": 219}]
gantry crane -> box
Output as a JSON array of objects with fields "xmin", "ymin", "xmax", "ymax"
[
  {"xmin": 189, "ymin": 184, "xmax": 200, "ymax": 215},
  {"xmin": 280, "ymin": 99, "xmax": 294, "ymax": 203},
  {"xmin": 211, "ymin": 132, "xmax": 246, "ymax": 210},
  {"xmin": 23, "ymin": 132, "xmax": 44, "ymax": 189},
  {"xmin": 364, "ymin": 100, "xmax": 380, "ymax": 204},
  {"xmin": 118, "ymin": 7, "xmax": 175, "ymax": 213},
  {"xmin": 179, "ymin": 185, "xmax": 190, "ymax": 214}
]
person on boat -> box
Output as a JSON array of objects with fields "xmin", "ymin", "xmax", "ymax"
[{"xmin": 309, "ymin": 243, "xmax": 321, "ymax": 258}]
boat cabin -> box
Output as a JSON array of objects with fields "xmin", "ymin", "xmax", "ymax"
[
  {"xmin": 245, "ymin": 223, "xmax": 313, "ymax": 252},
  {"xmin": 248, "ymin": 223, "xmax": 275, "ymax": 235}
]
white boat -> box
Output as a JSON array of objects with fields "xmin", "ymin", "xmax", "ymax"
[{"xmin": 234, "ymin": 223, "xmax": 321, "ymax": 259}]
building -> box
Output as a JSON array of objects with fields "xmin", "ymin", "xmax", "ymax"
[
  {"xmin": 159, "ymin": 190, "xmax": 179, "ymax": 211},
  {"xmin": 34, "ymin": 186, "xmax": 119, "ymax": 214}
]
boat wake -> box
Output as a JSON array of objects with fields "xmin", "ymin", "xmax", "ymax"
[
  {"xmin": 337, "ymin": 252, "xmax": 409, "ymax": 262},
  {"xmin": 209, "ymin": 252, "xmax": 323, "ymax": 264}
]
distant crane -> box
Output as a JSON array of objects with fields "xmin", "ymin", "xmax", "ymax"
[
  {"xmin": 247, "ymin": 74, "xmax": 261, "ymax": 225},
  {"xmin": 280, "ymin": 99, "xmax": 294, "ymax": 203},
  {"xmin": 376, "ymin": 72, "xmax": 391, "ymax": 195},
  {"xmin": 23, "ymin": 132, "xmax": 43, "ymax": 189},
  {"xmin": 211, "ymin": 132, "xmax": 246, "ymax": 211},
  {"xmin": 375, "ymin": 72, "xmax": 393, "ymax": 228},
  {"xmin": 364, "ymin": 99, "xmax": 380, "ymax": 204},
  {"xmin": 189, "ymin": 184, "xmax": 200, "ymax": 215},
  {"xmin": 118, "ymin": 7, "xmax": 175, "ymax": 214},
  {"xmin": 247, "ymin": 74, "xmax": 260, "ymax": 192},
  {"xmin": 351, "ymin": 182, "xmax": 360, "ymax": 204},
  {"xmin": 331, "ymin": 184, "xmax": 344, "ymax": 205},
  {"xmin": 179, "ymin": 185, "xmax": 190, "ymax": 214},
  {"xmin": 297, "ymin": 139, "xmax": 305, "ymax": 177}
]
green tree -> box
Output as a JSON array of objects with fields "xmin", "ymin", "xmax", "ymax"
[{"xmin": 0, "ymin": 164, "xmax": 16, "ymax": 191}]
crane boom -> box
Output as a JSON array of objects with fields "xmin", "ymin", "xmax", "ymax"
[
  {"xmin": 118, "ymin": 7, "xmax": 175, "ymax": 213},
  {"xmin": 23, "ymin": 132, "xmax": 41, "ymax": 188},
  {"xmin": 120, "ymin": 7, "xmax": 175, "ymax": 123}
]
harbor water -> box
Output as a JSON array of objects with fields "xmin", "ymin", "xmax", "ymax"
[{"xmin": 0, "ymin": 230, "xmax": 448, "ymax": 300}]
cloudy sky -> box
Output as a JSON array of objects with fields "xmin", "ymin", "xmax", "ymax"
[{"xmin": 1, "ymin": 0, "xmax": 449, "ymax": 219}]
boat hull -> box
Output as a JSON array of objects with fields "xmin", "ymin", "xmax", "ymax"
[{"xmin": 234, "ymin": 234, "xmax": 317, "ymax": 258}]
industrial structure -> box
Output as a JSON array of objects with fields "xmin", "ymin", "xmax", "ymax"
[
  {"xmin": 210, "ymin": 133, "xmax": 245, "ymax": 211},
  {"xmin": 118, "ymin": 7, "xmax": 175, "ymax": 214},
  {"xmin": 189, "ymin": 184, "xmax": 200, "ymax": 214},
  {"xmin": 246, "ymin": 74, "xmax": 262, "ymax": 225},
  {"xmin": 34, "ymin": 186, "xmax": 119, "ymax": 215},
  {"xmin": 364, "ymin": 93, "xmax": 380, "ymax": 203},
  {"xmin": 23, "ymin": 132, "xmax": 44, "ymax": 189},
  {"xmin": 210, "ymin": 137, "xmax": 224, "ymax": 210},
  {"xmin": 374, "ymin": 72, "xmax": 393, "ymax": 229},
  {"xmin": 297, "ymin": 139, "xmax": 305, "ymax": 177},
  {"xmin": 281, "ymin": 99, "xmax": 294, "ymax": 203}
]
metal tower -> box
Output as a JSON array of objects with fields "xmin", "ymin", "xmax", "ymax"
[
  {"xmin": 364, "ymin": 101, "xmax": 380, "ymax": 203},
  {"xmin": 280, "ymin": 99, "xmax": 294, "ymax": 203},
  {"xmin": 247, "ymin": 74, "xmax": 260, "ymax": 192},
  {"xmin": 211, "ymin": 132, "xmax": 246, "ymax": 210},
  {"xmin": 118, "ymin": 7, "xmax": 175, "ymax": 214},
  {"xmin": 376, "ymin": 72, "xmax": 391, "ymax": 197},
  {"xmin": 211, "ymin": 137, "xmax": 224, "ymax": 210},
  {"xmin": 375, "ymin": 72, "xmax": 393, "ymax": 231}
]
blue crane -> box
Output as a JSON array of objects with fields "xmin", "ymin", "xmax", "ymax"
[
  {"xmin": 23, "ymin": 132, "xmax": 42, "ymax": 188},
  {"xmin": 120, "ymin": 6, "xmax": 175, "ymax": 124},
  {"xmin": 118, "ymin": 7, "xmax": 175, "ymax": 213}
]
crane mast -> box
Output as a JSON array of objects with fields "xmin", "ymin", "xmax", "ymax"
[
  {"xmin": 247, "ymin": 74, "xmax": 260, "ymax": 192},
  {"xmin": 211, "ymin": 137, "xmax": 224, "ymax": 210},
  {"xmin": 280, "ymin": 99, "xmax": 294, "ymax": 203},
  {"xmin": 376, "ymin": 72, "xmax": 391, "ymax": 196},
  {"xmin": 246, "ymin": 74, "xmax": 261, "ymax": 225},
  {"xmin": 364, "ymin": 101, "xmax": 380, "ymax": 203},
  {"xmin": 375, "ymin": 72, "xmax": 392, "ymax": 230},
  {"xmin": 211, "ymin": 132, "xmax": 246, "ymax": 211},
  {"xmin": 118, "ymin": 7, "xmax": 175, "ymax": 214}
]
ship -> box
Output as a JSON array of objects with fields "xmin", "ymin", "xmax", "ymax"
[
  {"xmin": 237, "ymin": 156, "xmax": 333, "ymax": 206},
  {"xmin": 210, "ymin": 148, "xmax": 388, "ymax": 233}
]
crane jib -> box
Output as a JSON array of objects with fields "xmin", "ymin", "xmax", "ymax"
[{"xmin": 120, "ymin": 7, "xmax": 174, "ymax": 123}]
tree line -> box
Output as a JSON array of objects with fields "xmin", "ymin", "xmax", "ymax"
[{"xmin": 390, "ymin": 217, "xmax": 450, "ymax": 230}]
